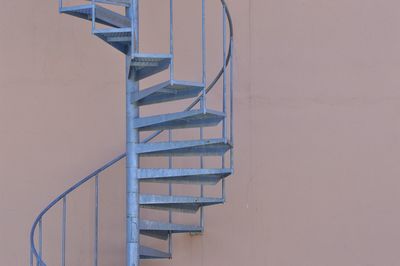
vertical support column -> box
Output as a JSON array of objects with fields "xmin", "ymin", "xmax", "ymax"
[
  {"xmin": 126, "ymin": 1, "xmax": 140, "ymax": 266},
  {"xmin": 221, "ymin": 5, "xmax": 227, "ymax": 199}
]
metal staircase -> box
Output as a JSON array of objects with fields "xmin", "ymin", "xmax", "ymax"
[{"xmin": 30, "ymin": 0, "xmax": 234, "ymax": 265}]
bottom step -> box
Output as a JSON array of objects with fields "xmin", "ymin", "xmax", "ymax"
[{"xmin": 140, "ymin": 246, "xmax": 171, "ymax": 260}]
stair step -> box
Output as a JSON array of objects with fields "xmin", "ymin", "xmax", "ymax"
[
  {"xmin": 93, "ymin": 27, "xmax": 131, "ymax": 54},
  {"xmin": 130, "ymin": 53, "xmax": 172, "ymax": 81},
  {"xmin": 140, "ymin": 195, "xmax": 224, "ymax": 213},
  {"xmin": 137, "ymin": 138, "xmax": 231, "ymax": 157},
  {"xmin": 134, "ymin": 109, "xmax": 225, "ymax": 131},
  {"xmin": 140, "ymin": 220, "xmax": 202, "ymax": 240},
  {"xmin": 138, "ymin": 168, "xmax": 232, "ymax": 185},
  {"xmin": 133, "ymin": 80, "xmax": 204, "ymax": 106},
  {"xmin": 85, "ymin": 0, "xmax": 130, "ymax": 6},
  {"xmin": 60, "ymin": 4, "xmax": 130, "ymax": 28},
  {"xmin": 140, "ymin": 246, "xmax": 171, "ymax": 260}
]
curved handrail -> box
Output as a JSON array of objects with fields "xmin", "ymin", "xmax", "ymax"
[
  {"xmin": 143, "ymin": 0, "xmax": 234, "ymax": 143},
  {"xmin": 30, "ymin": 153, "xmax": 126, "ymax": 265}
]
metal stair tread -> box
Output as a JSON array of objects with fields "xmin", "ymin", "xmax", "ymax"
[
  {"xmin": 140, "ymin": 220, "xmax": 202, "ymax": 240},
  {"xmin": 134, "ymin": 109, "xmax": 225, "ymax": 131},
  {"xmin": 93, "ymin": 27, "xmax": 131, "ymax": 54},
  {"xmin": 138, "ymin": 168, "xmax": 232, "ymax": 184},
  {"xmin": 85, "ymin": 0, "xmax": 131, "ymax": 6},
  {"xmin": 129, "ymin": 53, "xmax": 172, "ymax": 81},
  {"xmin": 137, "ymin": 138, "xmax": 231, "ymax": 157},
  {"xmin": 140, "ymin": 246, "xmax": 171, "ymax": 260},
  {"xmin": 140, "ymin": 194, "xmax": 224, "ymax": 213},
  {"xmin": 133, "ymin": 80, "xmax": 204, "ymax": 106},
  {"xmin": 60, "ymin": 4, "xmax": 130, "ymax": 28}
]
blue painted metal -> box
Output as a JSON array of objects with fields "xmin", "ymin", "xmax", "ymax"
[
  {"xmin": 29, "ymin": 0, "xmax": 235, "ymax": 265},
  {"xmin": 94, "ymin": 175, "xmax": 99, "ymax": 266},
  {"xmin": 61, "ymin": 197, "xmax": 66, "ymax": 266},
  {"xmin": 30, "ymin": 153, "xmax": 126, "ymax": 265}
]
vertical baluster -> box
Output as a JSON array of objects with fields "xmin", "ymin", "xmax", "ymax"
[
  {"xmin": 30, "ymin": 245, "xmax": 33, "ymax": 266},
  {"xmin": 200, "ymin": 0, "xmax": 206, "ymax": 228},
  {"xmin": 230, "ymin": 39, "xmax": 234, "ymax": 171},
  {"xmin": 221, "ymin": 5, "xmax": 227, "ymax": 199},
  {"xmin": 201, "ymin": 0, "xmax": 206, "ymax": 112},
  {"xmin": 170, "ymin": 0, "xmax": 174, "ymax": 81},
  {"xmin": 168, "ymin": 130, "xmax": 173, "ymax": 255},
  {"xmin": 62, "ymin": 197, "xmax": 67, "ymax": 266},
  {"xmin": 200, "ymin": 127, "xmax": 204, "ymax": 228},
  {"xmin": 129, "ymin": 2, "xmax": 134, "ymax": 56},
  {"xmin": 94, "ymin": 175, "xmax": 99, "ymax": 266},
  {"xmin": 91, "ymin": 0, "xmax": 96, "ymax": 32},
  {"xmin": 38, "ymin": 219, "xmax": 43, "ymax": 266},
  {"xmin": 133, "ymin": 0, "xmax": 139, "ymax": 51}
]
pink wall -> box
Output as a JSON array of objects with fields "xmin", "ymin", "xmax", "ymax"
[{"xmin": 2, "ymin": 0, "xmax": 400, "ymax": 265}]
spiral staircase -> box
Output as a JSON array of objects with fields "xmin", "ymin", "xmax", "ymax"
[{"xmin": 30, "ymin": 0, "xmax": 234, "ymax": 265}]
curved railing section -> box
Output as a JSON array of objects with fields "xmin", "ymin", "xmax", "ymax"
[{"xmin": 30, "ymin": 153, "xmax": 126, "ymax": 266}]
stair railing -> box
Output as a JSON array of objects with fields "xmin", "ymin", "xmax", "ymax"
[
  {"xmin": 142, "ymin": 0, "xmax": 234, "ymax": 143},
  {"xmin": 29, "ymin": 153, "xmax": 126, "ymax": 266}
]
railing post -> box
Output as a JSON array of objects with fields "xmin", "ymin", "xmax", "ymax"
[
  {"xmin": 38, "ymin": 219, "xmax": 42, "ymax": 266},
  {"xmin": 199, "ymin": 126, "xmax": 204, "ymax": 229},
  {"xmin": 92, "ymin": 0, "xmax": 96, "ymax": 32},
  {"xmin": 30, "ymin": 246, "xmax": 33, "ymax": 266},
  {"xmin": 221, "ymin": 5, "xmax": 227, "ymax": 199},
  {"xmin": 61, "ymin": 197, "xmax": 67, "ymax": 266},
  {"xmin": 201, "ymin": 0, "xmax": 206, "ymax": 112},
  {"xmin": 94, "ymin": 175, "xmax": 99, "ymax": 266},
  {"xmin": 168, "ymin": 130, "xmax": 173, "ymax": 256},
  {"xmin": 169, "ymin": 0, "xmax": 174, "ymax": 82},
  {"xmin": 230, "ymin": 38, "xmax": 234, "ymax": 171}
]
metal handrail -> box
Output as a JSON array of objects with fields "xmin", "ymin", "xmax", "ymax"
[
  {"xmin": 143, "ymin": 0, "xmax": 234, "ymax": 143},
  {"xmin": 30, "ymin": 153, "xmax": 126, "ymax": 265}
]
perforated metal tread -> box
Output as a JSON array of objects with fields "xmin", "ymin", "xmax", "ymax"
[
  {"xmin": 133, "ymin": 80, "xmax": 204, "ymax": 106},
  {"xmin": 129, "ymin": 53, "xmax": 172, "ymax": 81},
  {"xmin": 137, "ymin": 138, "xmax": 231, "ymax": 157},
  {"xmin": 138, "ymin": 168, "xmax": 232, "ymax": 185},
  {"xmin": 140, "ymin": 246, "xmax": 171, "ymax": 260},
  {"xmin": 134, "ymin": 109, "xmax": 225, "ymax": 131},
  {"xmin": 140, "ymin": 220, "xmax": 202, "ymax": 240},
  {"xmin": 140, "ymin": 194, "xmax": 224, "ymax": 213},
  {"xmin": 86, "ymin": 0, "xmax": 130, "ymax": 6}
]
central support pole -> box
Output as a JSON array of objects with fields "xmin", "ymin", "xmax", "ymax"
[{"xmin": 126, "ymin": 0, "xmax": 139, "ymax": 265}]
